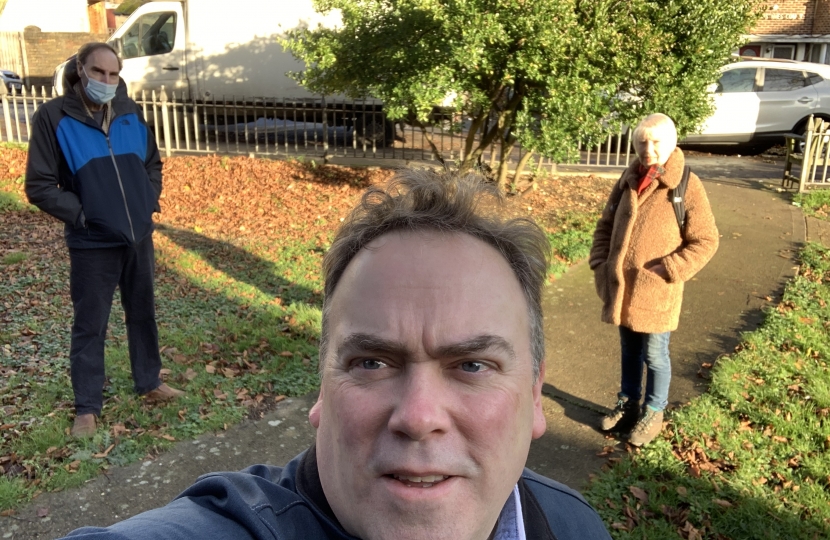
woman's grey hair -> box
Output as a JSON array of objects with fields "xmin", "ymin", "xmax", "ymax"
[
  {"xmin": 632, "ymin": 113, "xmax": 677, "ymax": 145},
  {"xmin": 319, "ymin": 168, "xmax": 551, "ymax": 382}
]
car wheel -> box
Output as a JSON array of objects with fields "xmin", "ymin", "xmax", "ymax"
[{"xmin": 794, "ymin": 116, "xmax": 830, "ymax": 154}]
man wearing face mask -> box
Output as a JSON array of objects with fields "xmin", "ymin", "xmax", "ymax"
[{"xmin": 25, "ymin": 42, "xmax": 185, "ymax": 439}]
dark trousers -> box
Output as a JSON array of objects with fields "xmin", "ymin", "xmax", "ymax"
[{"xmin": 69, "ymin": 235, "xmax": 162, "ymax": 416}]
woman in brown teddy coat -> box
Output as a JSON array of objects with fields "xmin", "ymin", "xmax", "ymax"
[{"xmin": 589, "ymin": 113, "xmax": 719, "ymax": 446}]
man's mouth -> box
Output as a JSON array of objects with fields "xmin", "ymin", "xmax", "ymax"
[{"xmin": 390, "ymin": 474, "xmax": 450, "ymax": 488}]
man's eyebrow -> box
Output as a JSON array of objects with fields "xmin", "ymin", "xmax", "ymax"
[
  {"xmin": 335, "ymin": 333, "xmax": 515, "ymax": 360},
  {"xmin": 336, "ymin": 333, "xmax": 409, "ymax": 359},
  {"xmin": 433, "ymin": 335, "xmax": 515, "ymax": 360}
]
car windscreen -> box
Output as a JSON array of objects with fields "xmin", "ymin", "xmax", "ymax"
[{"xmin": 717, "ymin": 68, "xmax": 757, "ymax": 93}]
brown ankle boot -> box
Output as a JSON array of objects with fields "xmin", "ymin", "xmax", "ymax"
[
  {"xmin": 628, "ymin": 408, "xmax": 664, "ymax": 447},
  {"xmin": 70, "ymin": 414, "xmax": 97, "ymax": 438},
  {"xmin": 599, "ymin": 398, "xmax": 640, "ymax": 433}
]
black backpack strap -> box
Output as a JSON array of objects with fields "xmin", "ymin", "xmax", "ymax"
[{"xmin": 672, "ymin": 165, "xmax": 691, "ymax": 232}]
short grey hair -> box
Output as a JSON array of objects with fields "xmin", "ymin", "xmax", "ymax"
[
  {"xmin": 632, "ymin": 113, "xmax": 677, "ymax": 148},
  {"xmin": 319, "ymin": 168, "xmax": 551, "ymax": 381}
]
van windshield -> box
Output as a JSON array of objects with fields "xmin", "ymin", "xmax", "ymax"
[{"xmin": 118, "ymin": 11, "xmax": 177, "ymax": 59}]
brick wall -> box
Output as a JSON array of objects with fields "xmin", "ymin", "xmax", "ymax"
[
  {"xmin": 752, "ymin": 0, "xmax": 830, "ymax": 35},
  {"xmin": 22, "ymin": 26, "xmax": 109, "ymax": 89},
  {"xmin": 815, "ymin": 0, "xmax": 830, "ymax": 33}
]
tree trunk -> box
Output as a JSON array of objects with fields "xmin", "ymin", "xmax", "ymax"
[
  {"xmin": 513, "ymin": 149, "xmax": 535, "ymax": 188},
  {"xmin": 413, "ymin": 120, "xmax": 446, "ymax": 165},
  {"xmin": 496, "ymin": 136, "xmax": 518, "ymax": 191}
]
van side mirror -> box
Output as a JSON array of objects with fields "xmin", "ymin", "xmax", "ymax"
[{"xmin": 706, "ymin": 82, "xmax": 719, "ymax": 93}]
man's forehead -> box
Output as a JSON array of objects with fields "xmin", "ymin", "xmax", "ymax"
[
  {"xmin": 86, "ymin": 50, "xmax": 120, "ymax": 71},
  {"xmin": 326, "ymin": 230, "xmax": 532, "ymax": 354}
]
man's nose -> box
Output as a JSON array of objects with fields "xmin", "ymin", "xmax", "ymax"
[{"xmin": 387, "ymin": 367, "xmax": 451, "ymax": 441}]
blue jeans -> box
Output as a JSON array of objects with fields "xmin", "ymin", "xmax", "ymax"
[
  {"xmin": 68, "ymin": 235, "xmax": 162, "ymax": 416},
  {"xmin": 618, "ymin": 326, "xmax": 671, "ymax": 412}
]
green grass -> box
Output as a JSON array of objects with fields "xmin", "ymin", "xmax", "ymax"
[
  {"xmin": 584, "ymin": 242, "xmax": 830, "ymax": 538},
  {"xmin": 0, "ymin": 183, "xmax": 37, "ymax": 213},
  {"xmin": 0, "ymin": 142, "xmax": 28, "ymax": 151},
  {"xmin": 1, "ymin": 251, "xmax": 27, "ymax": 265},
  {"xmin": 794, "ymin": 189, "xmax": 830, "ymax": 220},
  {"xmin": 547, "ymin": 210, "xmax": 599, "ymax": 277}
]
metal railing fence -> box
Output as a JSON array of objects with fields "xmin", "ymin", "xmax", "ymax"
[
  {"xmin": 0, "ymin": 85, "xmax": 634, "ymax": 171},
  {"xmin": 783, "ymin": 115, "xmax": 830, "ymax": 192}
]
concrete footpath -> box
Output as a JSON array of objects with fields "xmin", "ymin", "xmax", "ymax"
[{"xmin": 1, "ymin": 155, "xmax": 819, "ymax": 539}]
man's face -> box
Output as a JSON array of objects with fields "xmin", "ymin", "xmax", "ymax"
[
  {"xmin": 309, "ymin": 231, "xmax": 546, "ymax": 540},
  {"xmin": 80, "ymin": 48, "xmax": 120, "ymax": 87},
  {"xmin": 634, "ymin": 125, "xmax": 676, "ymax": 167}
]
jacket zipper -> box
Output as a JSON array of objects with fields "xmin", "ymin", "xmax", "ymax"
[{"xmin": 107, "ymin": 135, "xmax": 136, "ymax": 244}]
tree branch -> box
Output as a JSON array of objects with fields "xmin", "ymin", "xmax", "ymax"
[{"xmin": 412, "ymin": 119, "xmax": 447, "ymax": 166}]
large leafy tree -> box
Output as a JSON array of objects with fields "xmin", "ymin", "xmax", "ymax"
[{"xmin": 284, "ymin": 0, "xmax": 761, "ymax": 188}]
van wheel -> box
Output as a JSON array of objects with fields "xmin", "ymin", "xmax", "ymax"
[{"xmin": 354, "ymin": 113, "xmax": 395, "ymax": 148}]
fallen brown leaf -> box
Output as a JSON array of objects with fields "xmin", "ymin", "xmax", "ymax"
[{"xmin": 629, "ymin": 485, "xmax": 648, "ymax": 503}]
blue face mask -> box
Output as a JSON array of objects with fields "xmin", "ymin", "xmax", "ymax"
[{"xmin": 82, "ymin": 66, "xmax": 118, "ymax": 105}]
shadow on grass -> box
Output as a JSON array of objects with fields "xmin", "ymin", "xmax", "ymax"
[
  {"xmin": 155, "ymin": 224, "xmax": 321, "ymax": 306},
  {"xmin": 585, "ymin": 455, "xmax": 830, "ymax": 539}
]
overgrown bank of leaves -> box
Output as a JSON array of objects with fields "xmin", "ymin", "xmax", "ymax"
[
  {"xmin": 0, "ymin": 146, "xmax": 612, "ymax": 511},
  {"xmin": 585, "ymin": 243, "xmax": 830, "ymax": 539}
]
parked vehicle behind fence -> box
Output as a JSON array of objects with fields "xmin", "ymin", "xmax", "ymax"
[
  {"xmin": 53, "ymin": 0, "xmax": 396, "ymax": 146},
  {"xmin": 1, "ymin": 69, "xmax": 23, "ymax": 94},
  {"xmin": 681, "ymin": 59, "xmax": 830, "ymax": 150}
]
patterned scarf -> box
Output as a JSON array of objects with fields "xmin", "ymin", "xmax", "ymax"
[{"xmin": 637, "ymin": 164, "xmax": 664, "ymax": 195}]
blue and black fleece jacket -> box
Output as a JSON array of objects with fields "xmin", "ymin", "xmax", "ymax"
[{"xmin": 25, "ymin": 74, "xmax": 162, "ymax": 249}]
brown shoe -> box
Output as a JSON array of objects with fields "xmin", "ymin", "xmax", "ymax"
[
  {"xmin": 143, "ymin": 383, "xmax": 186, "ymax": 403},
  {"xmin": 628, "ymin": 408, "xmax": 664, "ymax": 447},
  {"xmin": 599, "ymin": 398, "xmax": 640, "ymax": 433},
  {"xmin": 70, "ymin": 414, "xmax": 97, "ymax": 438}
]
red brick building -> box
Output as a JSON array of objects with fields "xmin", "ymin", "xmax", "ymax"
[{"xmin": 741, "ymin": 0, "xmax": 830, "ymax": 63}]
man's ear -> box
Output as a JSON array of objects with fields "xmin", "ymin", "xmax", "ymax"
[
  {"xmin": 532, "ymin": 361, "xmax": 547, "ymax": 439},
  {"xmin": 309, "ymin": 388, "xmax": 323, "ymax": 429}
]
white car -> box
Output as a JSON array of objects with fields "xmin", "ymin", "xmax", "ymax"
[{"xmin": 681, "ymin": 59, "xmax": 830, "ymax": 148}]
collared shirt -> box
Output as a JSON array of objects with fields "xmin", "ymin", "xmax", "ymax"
[{"xmin": 493, "ymin": 485, "xmax": 526, "ymax": 540}]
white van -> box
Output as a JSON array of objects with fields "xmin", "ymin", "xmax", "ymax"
[{"xmin": 55, "ymin": 0, "xmax": 394, "ymax": 145}]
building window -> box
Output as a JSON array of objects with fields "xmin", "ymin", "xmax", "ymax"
[{"xmin": 772, "ymin": 45, "xmax": 795, "ymax": 60}]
